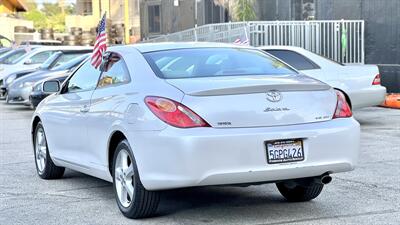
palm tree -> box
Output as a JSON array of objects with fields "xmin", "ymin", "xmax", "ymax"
[{"xmin": 233, "ymin": 0, "xmax": 256, "ymax": 21}]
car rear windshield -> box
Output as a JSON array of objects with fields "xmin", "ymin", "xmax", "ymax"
[{"xmin": 143, "ymin": 48, "xmax": 297, "ymax": 79}]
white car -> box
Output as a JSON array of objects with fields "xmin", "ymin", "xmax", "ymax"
[
  {"xmin": 258, "ymin": 46, "xmax": 386, "ymax": 109},
  {"xmin": 32, "ymin": 43, "xmax": 360, "ymax": 218},
  {"xmin": 0, "ymin": 46, "xmax": 92, "ymax": 81}
]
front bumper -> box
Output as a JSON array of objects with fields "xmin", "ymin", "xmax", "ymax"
[
  {"xmin": 0, "ymin": 84, "xmax": 7, "ymax": 99},
  {"xmin": 29, "ymin": 92, "xmax": 48, "ymax": 107},
  {"xmin": 129, "ymin": 118, "xmax": 360, "ymax": 190},
  {"xmin": 349, "ymin": 85, "xmax": 386, "ymax": 109},
  {"xmin": 6, "ymin": 86, "xmax": 32, "ymax": 105}
]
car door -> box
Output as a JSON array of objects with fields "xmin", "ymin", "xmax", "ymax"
[
  {"xmin": 265, "ymin": 49, "xmax": 326, "ymax": 82},
  {"xmin": 42, "ymin": 60, "xmax": 101, "ymax": 167},
  {"xmin": 85, "ymin": 52, "xmax": 133, "ymax": 168}
]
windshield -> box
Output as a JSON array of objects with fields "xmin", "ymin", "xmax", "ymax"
[
  {"xmin": 40, "ymin": 52, "xmax": 62, "ymax": 69},
  {"xmin": 1, "ymin": 49, "xmax": 27, "ymax": 64},
  {"xmin": 144, "ymin": 48, "xmax": 297, "ymax": 79},
  {"xmin": 0, "ymin": 48, "xmax": 11, "ymax": 57},
  {"xmin": 49, "ymin": 53, "xmax": 88, "ymax": 69},
  {"xmin": 51, "ymin": 54, "xmax": 90, "ymax": 71}
]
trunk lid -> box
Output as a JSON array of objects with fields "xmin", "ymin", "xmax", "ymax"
[{"xmin": 166, "ymin": 75, "xmax": 337, "ymax": 128}]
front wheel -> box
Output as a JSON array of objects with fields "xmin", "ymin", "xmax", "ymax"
[
  {"xmin": 276, "ymin": 178, "xmax": 324, "ymax": 202},
  {"xmin": 112, "ymin": 140, "xmax": 160, "ymax": 219},
  {"xmin": 33, "ymin": 122, "xmax": 65, "ymax": 179}
]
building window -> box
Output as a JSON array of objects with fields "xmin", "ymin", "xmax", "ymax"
[{"xmin": 148, "ymin": 5, "xmax": 161, "ymax": 33}]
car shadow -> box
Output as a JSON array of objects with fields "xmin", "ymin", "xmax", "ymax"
[{"xmin": 60, "ymin": 169, "xmax": 295, "ymax": 218}]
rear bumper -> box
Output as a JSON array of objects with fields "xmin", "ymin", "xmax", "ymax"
[
  {"xmin": 129, "ymin": 118, "xmax": 360, "ymax": 190},
  {"xmin": 349, "ymin": 85, "xmax": 386, "ymax": 109}
]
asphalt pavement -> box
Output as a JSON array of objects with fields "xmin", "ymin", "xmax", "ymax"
[{"xmin": 0, "ymin": 102, "xmax": 399, "ymax": 225}]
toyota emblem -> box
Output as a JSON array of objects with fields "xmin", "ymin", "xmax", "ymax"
[{"xmin": 266, "ymin": 90, "xmax": 282, "ymax": 102}]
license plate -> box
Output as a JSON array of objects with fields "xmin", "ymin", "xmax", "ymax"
[{"xmin": 266, "ymin": 139, "xmax": 304, "ymax": 164}]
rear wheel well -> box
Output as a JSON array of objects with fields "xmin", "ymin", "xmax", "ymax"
[
  {"xmin": 108, "ymin": 131, "xmax": 127, "ymax": 175},
  {"xmin": 334, "ymin": 88, "xmax": 352, "ymax": 109}
]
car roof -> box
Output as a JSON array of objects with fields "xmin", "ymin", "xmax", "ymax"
[
  {"xmin": 257, "ymin": 45, "xmax": 306, "ymax": 51},
  {"xmin": 30, "ymin": 45, "xmax": 93, "ymax": 51},
  {"xmin": 109, "ymin": 42, "xmax": 254, "ymax": 53}
]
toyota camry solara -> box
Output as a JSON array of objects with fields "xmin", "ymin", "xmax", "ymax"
[{"xmin": 31, "ymin": 42, "xmax": 360, "ymax": 218}]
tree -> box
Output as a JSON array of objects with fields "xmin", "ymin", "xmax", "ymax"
[
  {"xmin": 23, "ymin": 8, "xmax": 48, "ymax": 30},
  {"xmin": 21, "ymin": 2, "xmax": 75, "ymax": 32},
  {"xmin": 233, "ymin": 0, "xmax": 256, "ymax": 21}
]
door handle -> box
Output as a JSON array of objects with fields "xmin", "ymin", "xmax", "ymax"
[{"xmin": 80, "ymin": 105, "xmax": 89, "ymax": 113}]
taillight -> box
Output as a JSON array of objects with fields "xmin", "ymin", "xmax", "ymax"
[
  {"xmin": 372, "ymin": 74, "xmax": 381, "ymax": 85},
  {"xmin": 333, "ymin": 91, "xmax": 352, "ymax": 119},
  {"xmin": 145, "ymin": 96, "xmax": 210, "ymax": 128}
]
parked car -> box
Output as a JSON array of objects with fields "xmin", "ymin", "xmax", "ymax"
[
  {"xmin": 6, "ymin": 54, "xmax": 90, "ymax": 105},
  {"xmin": 0, "ymin": 47, "xmax": 12, "ymax": 57},
  {"xmin": 0, "ymin": 47, "xmax": 36, "ymax": 65},
  {"xmin": 0, "ymin": 50, "xmax": 91, "ymax": 99},
  {"xmin": 29, "ymin": 73, "xmax": 69, "ymax": 108},
  {"xmin": 32, "ymin": 43, "xmax": 360, "ymax": 218},
  {"xmin": 258, "ymin": 46, "xmax": 386, "ymax": 109},
  {"xmin": 20, "ymin": 40, "xmax": 62, "ymax": 46},
  {"xmin": 0, "ymin": 46, "xmax": 91, "ymax": 80}
]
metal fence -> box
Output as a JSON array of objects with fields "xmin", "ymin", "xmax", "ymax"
[{"xmin": 145, "ymin": 20, "xmax": 365, "ymax": 64}]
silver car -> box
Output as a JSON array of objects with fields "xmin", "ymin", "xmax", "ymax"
[{"xmin": 32, "ymin": 43, "xmax": 359, "ymax": 218}]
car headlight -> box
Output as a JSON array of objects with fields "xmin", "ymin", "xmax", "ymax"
[
  {"xmin": 6, "ymin": 74, "xmax": 16, "ymax": 84},
  {"xmin": 19, "ymin": 81, "xmax": 34, "ymax": 88}
]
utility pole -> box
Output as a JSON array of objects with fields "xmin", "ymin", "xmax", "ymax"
[
  {"xmin": 195, "ymin": 0, "xmax": 198, "ymax": 26},
  {"xmin": 59, "ymin": 0, "xmax": 65, "ymax": 14},
  {"xmin": 124, "ymin": 0, "xmax": 130, "ymax": 44}
]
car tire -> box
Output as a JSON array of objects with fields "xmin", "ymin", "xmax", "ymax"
[
  {"xmin": 112, "ymin": 140, "xmax": 160, "ymax": 219},
  {"xmin": 33, "ymin": 122, "xmax": 65, "ymax": 179},
  {"xmin": 276, "ymin": 178, "xmax": 323, "ymax": 202}
]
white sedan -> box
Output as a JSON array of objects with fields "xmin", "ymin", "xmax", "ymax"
[
  {"xmin": 258, "ymin": 46, "xmax": 386, "ymax": 109},
  {"xmin": 32, "ymin": 43, "xmax": 360, "ymax": 218}
]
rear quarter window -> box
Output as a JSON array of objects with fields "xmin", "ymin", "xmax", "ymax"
[{"xmin": 266, "ymin": 50, "xmax": 320, "ymax": 70}]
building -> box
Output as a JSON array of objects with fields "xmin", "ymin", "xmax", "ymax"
[
  {"xmin": 253, "ymin": 0, "xmax": 400, "ymax": 92},
  {"xmin": 0, "ymin": 0, "xmax": 33, "ymax": 43},
  {"xmin": 140, "ymin": 0, "xmax": 228, "ymax": 39},
  {"xmin": 66, "ymin": 0, "xmax": 141, "ymax": 42},
  {"xmin": 0, "ymin": 0, "xmax": 27, "ymax": 13}
]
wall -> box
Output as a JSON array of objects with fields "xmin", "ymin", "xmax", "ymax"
[
  {"xmin": 255, "ymin": 0, "xmax": 291, "ymax": 21},
  {"xmin": 0, "ymin": 16, "xmax": 33, "ymax": 41},
  {"xmin": 315, "ymin": 0, "xmax": 400, "ymax": 65},
  {"xmin": 141, "ymin": 0, "xmax": 227, "ymax": 39}
]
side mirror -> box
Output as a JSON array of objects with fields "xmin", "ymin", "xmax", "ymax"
[
  {"xmin": 24, "ymin": 59, "xmax": 33, "ymax": 65},
  {"xmin": 43, "ymin": 80, "xmax": 60, "ymax": 93}
]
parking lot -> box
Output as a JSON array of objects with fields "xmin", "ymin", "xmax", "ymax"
[{"xmin": 0, "ymin": 102, "xmax": 399, "ymax": 225}]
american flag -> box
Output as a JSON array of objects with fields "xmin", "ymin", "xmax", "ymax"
[
  {"xmin": 233, "ymin": 36, "xmax": 249, "ymax": 45},
  {"xmin": 91, "ymin": 13, "xmax": 107, "ymax": 69}
]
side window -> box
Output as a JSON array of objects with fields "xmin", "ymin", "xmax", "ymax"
[
  {"xmin": 266, "ymin": 50, "xmax": 319, "ymax": 70},
  {"xmin": 29, "ymin": 51, "xmax": 54, "ymax": 64},
  {"xmin": 66, "ymin": 60, "xmax": 101, "ymax": 93},
  {"xmin": 97, "ymin": 54, "xmax": 130, "ymax": 88}
]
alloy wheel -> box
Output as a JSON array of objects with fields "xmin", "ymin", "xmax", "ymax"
[
  {"xmin": 114, "ymin": 149, "xmax": 135, "ymax": 208},
  {"xmin": 35, "ymin": 127, "xmax": 47, "ymax": 174}
]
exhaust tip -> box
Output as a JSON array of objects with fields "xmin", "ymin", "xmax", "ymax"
[{"xmin": 321, "ymin": 175, "xmax": 332, "ymax": 185}]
